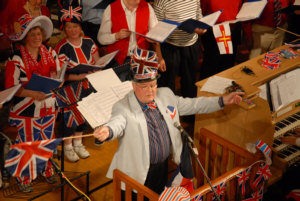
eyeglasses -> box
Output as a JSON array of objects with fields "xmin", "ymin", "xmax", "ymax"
[{"xmin": 136, "ymin": 82, "xmax": 157, "ymax": 90}]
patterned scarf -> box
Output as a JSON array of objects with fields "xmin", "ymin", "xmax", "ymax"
[{"xmin": 20, "ymin": 45, "xmax": 56, "ymax": 78}]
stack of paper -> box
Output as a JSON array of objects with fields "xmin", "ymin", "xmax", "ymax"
[
  {"xmin": 200, "ymin": 76, "xmax": 233, "ymax": 94},
  {"xmin": 77, "ymin": 81, "xmax": 133, "ymax": 128}
]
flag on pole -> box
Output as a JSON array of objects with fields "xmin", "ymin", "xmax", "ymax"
[
  {"xmin": 213, "ymin": 23, "xmax": 233, "ymax": 54},
  {"xmin": 5, "ymin": 139, "xmax": 62, "ymax": 182}
]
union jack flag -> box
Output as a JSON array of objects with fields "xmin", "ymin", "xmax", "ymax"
[
  {"xmin": 261, "ymin": 52, "xmax": 281, "ymax": 70},
  {"xmin": 5, "ymin": 139, "xmax": 62, "ymax": 182},
  {"xmin": 236, "ymin": 167, "xmax": 251, "ymax": 196},
  {"xmin": 280, "ymin": 48, "xmax": 299, "ymax": 59},
  {"xmin": 251, "ymin": 162, "xmax": 272, "ymax": 188},
  {"xmin": 54, "ymin": 80, "xmax": 94, "ymax": 128},
  {"xmin": 212, "ymin": 181, "xmax": 226, "ymax": 201},
  {"xmin": 167, "ymin": 105, "xmax": 176, "ymax": 120},
  {"xmin": 130, "ymin": 47, "xmax": 159, "ymax": 81},
  {"xmin": 10, "ymin": 114, "xmax": 56, "ymax": 143},
  {"xmin": 243, "ymin": 185, "xmax": 264, "ymax": 201},
  {"xmin": 255, "ymin": 140, "xmax": 271, "ymax": 159},
  {"xmin": 193, "ymin": 194, "xmax": 203, "ymax": 201},
  {"xmin": 285, "ymin": 41, "xmax": 300, "ymax": 50}
]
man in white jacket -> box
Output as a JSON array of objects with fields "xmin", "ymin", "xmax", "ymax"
[{"xmin": 93, "ymin": 47, "xmax": 244, "ymax": 196}]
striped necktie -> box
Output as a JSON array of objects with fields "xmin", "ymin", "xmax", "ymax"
[{"xmin": 274, "ymin": 0, "xmax": 282, "ymax": 27}]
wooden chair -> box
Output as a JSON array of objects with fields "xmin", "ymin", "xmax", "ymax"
[{"xmin": 113, "ymin": 169, "xmax": 159, "ymax": 201}]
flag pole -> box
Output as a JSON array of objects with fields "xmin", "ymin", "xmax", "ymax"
[
  {"xmin": 62, "ymin": 133, "xmax": 95, "ymax": 140},
  {"xmin": 276, "ymin": 27, "xmax": 300, "ymax": 37}
]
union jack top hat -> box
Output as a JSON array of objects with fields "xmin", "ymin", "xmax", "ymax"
[
  {"xmin": 58, "ymin": 0, "xmax": 82, "ymax": 28},
  {"xmin": 130, "ymin": 46, "xmax": 160, "ymax": 82},
  {"xmin": 9, "ymin": 14, "xmax": 53, "ymax": 41},
  {"xmin": 159, "ymin": 187, "xmax": 190, "ymax": 201}
]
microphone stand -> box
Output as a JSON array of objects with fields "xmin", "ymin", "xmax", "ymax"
[{"xmin": 181, "ymin": 132, "xmax": 221, "ymax": 201}]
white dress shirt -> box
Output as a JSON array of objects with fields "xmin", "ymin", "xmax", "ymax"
[{"xmin": 97, "ymin": 0, "xmax": 158, "ymax": 56}]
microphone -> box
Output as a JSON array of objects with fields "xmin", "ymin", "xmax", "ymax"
[{"xmin": 174, "ymin": 122, "xmax": 194, "ymax": 145}]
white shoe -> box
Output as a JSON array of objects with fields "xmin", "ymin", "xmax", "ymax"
[
  {"xmin": 64, "ymin": 146, "xmax": 79, "ymax": 162},
  {"xmin": 74, "ymin": 144, "xmax": 90, "ymax": 159}
]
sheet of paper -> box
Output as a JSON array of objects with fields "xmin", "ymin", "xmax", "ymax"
[
  {"xmin": 258, "ymin": 84, "xmax": 267, "ymax": 100},
  {"xmin": 200, "ymin": 10, "xmax": 222, "ymax": 26},
  {"xmin": 0, "ymin": 84, "xmax": 21, "ymax": 105},
  {"xmin": 112, "ymin": 81, "xmax": 133, "ymax": 99},
  {"xmin": 86, "ymin": 68, "xmax": 121, "ymax": 92},
  {"xmin": 130, "ymin": 21, "xmax": 178, "ymax": 43},
  {"xmin": 77, "ymin": 84, "xmax": 127, "ymax": 128},
  {"xmin": 95, "ymin": 50, "xmax": 119, "ymax": 67},
  {"xmin": 200, "ymin": 76, "xmax": 233, "ymax": 94},
  {"xmin": 236, "ymin": 0, "xmax": 267, "ymax": 21}
]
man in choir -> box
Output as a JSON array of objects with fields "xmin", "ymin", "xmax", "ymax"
[
  {"xmin": 152, "ymin": 0, "xmax": 206, "ymax": 99},
  {"xmin": 93, "ymin": 47, "xmax": 244, "ymax": 197},
  {"xmin": 97, "ymin": 0, "xmax": 165, "ymax": 81},
  {"xmin": 245, "ymin": 0, "xmax": 294, "ymax": 58}
]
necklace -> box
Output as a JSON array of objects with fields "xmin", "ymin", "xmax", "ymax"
[{"xmin": 26, "ymin": 1, "xmax": 41, "ymax": 17}]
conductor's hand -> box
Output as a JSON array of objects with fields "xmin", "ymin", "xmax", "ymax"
[
  {"xmin": 223, "ymin": 92, "xmax": 244, "ymax": 105},
  {"xmin": 116, "ymin": 29, "xmax": 130, "ymax": 40},
  {"xmin": 94, "ymin": 126, "xmax": 110, "ymax": 142}
]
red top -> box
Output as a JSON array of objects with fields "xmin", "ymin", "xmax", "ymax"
[
  {"xmin": 201, "ymin": 0, "xmax": 243, "ymax": 23},
  {"xmin": 107, "ymin": 0, "xmax": 150, "ymax": 65}
]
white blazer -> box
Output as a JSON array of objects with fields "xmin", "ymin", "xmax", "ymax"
[{"xmin": 105, "ymin": 87, "xmax": 221, "ymax": 185}]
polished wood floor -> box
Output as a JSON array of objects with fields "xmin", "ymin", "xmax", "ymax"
[{"xmin": 1, "ymin": 136, "xmax": 119, "ymax": 201}]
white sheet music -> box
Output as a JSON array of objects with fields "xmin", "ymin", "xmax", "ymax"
[
  {"xmin": 200, "ymin": 10, "xmax": 222, "ymax": 26},
  {"xmin": 200, "ymin": 76, "xmax": 233, "ymax": 94},
  {"xmin": 86, "ymin": 68, "xmax": 121, "ymax": 92},
  {"xmin": 235, "ymin": 0, "xmax": 268, "ymax": 21},
  {"xmin": 258, "ymin": 84, "xmax": 267, "ymax": 101},
  {"xmin": 95, "ymin": 50, "xmax": 119, "ymax": 67},
  {"xmin": 270, "ymin": 68, "xmax": 300, "ymax": 111},
  {"xmin": 130, "ymin": 21, "xmax": 178, "ymax": 43},
  {"xmin": 77, "ymin": 81, "xmax": 133, "ymax": 128},
  {"xmin": 0, "ymin": 84, "xmax": 21, "ymax": 105},
  {"xmin": 112, "ymin": 81, "xmax": 132, "ymax": 99}
]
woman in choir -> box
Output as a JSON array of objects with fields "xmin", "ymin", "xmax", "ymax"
[
  {"xmin": 5, "ymin": 15, "xmax": 60, "ymax": 193},
  {"xmin": 55, "ymin": 0, "xmax": 101, "ymax": 163}
]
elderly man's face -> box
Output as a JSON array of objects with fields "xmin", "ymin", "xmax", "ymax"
[{"xmin": 132, "ymin": 80, "xmax": 157, "ymax": 104}]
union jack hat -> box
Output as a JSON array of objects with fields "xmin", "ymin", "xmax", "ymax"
[
  {"xmin": 130, "ymin": 46, "xmax": 160, "ymax": 82},
  {"xmin": 58, "ymin": 0, "xmax": 82, "ymax": 28},
  {"xmin": 159, "ymin": 187, "xmax": 190, "ymax": 201},
  {"xmin": 9, "ymin": 14, "xmax": 53, "ymax": 41}
]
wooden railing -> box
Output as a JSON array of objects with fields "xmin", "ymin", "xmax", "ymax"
[
  {"xmin": 113, "ymin": 169, "xmax": 159, "ymax": 201},
  {"xmin": 194, "ymin": 128, "xmax": 256, "ymax": 187},
  {"xmin": 113, "ymin": 128, "xmax": 260, "ymax": 201}
]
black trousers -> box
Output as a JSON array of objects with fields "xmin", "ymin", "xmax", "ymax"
[
  {"xmin": 200, "ymin": 24, "xmax": 241, "ymax": 80},
  {"xmin": 159, "ymin": 40, "xmax": 200, "ymax": 98},
  {"xmin": 121, "ymin": 159, "xmax": 168, "ymax": 201}
]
